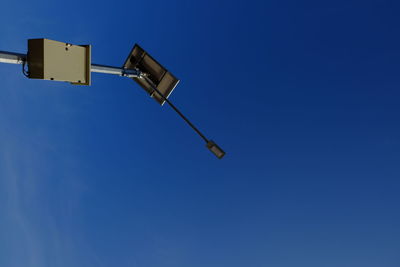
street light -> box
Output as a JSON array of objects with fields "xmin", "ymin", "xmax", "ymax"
[{"xmin": 0, "ymin": 38, "xmax": 225, "ymax": 159}]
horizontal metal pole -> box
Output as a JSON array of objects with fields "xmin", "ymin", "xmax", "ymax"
[
  {"xmin": 91, "ymin": 64, "xmax": 140, "ymax": 78},
  {"xmin": 0, "ymin": 51, "xmax": 140, "ymax": 78},
  {"xmin": 0, "ymin": 51, "xmax": 26, "ymax": 64}
]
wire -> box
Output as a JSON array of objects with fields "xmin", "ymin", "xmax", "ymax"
[{"xmin": 22, "ymin": 59, "xmax": 29, "ymax": 77}]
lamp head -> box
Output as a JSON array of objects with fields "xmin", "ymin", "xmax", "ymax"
[{"xmin": 206, "ymin": 140, "xmax": 225, "ymax": 159}]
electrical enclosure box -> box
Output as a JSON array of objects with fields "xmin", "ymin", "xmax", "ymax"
[{"xmin": 28, "ymin": 38, "xmax": 91, "ymax": 85}]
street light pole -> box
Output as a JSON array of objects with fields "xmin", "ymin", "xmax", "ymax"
[
  {"xmin": 0, "ymin": 51, "xmax": 140, "ymax": 78},
  {"xmin": 0, "ymin": 46, "xmax": 225, "ymax": 159},
  {"xmin": 0, "ymin": 51, "xmax": 26, "ymax": 64}
]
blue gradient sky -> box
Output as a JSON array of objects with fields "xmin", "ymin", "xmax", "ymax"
[{"xmin": 1, "ymin": 1, "xmax": 400, "ymax": 267}]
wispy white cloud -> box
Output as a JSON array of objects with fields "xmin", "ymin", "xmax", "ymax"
[
  {"xmin": 0, "ymin": 105, "xmax": 101, "ymax": 267},
  {"xmin": 0, "ymin": 142, "xmax": 45, "ymax": 267}
]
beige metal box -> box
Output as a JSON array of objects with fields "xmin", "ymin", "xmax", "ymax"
[{"xmin": 28, "ymin": 39, "xmax": 91, "ymax": 85}]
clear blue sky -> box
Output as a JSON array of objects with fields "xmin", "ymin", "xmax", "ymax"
[{"xmin": 1, "ymin": 1, "xmax": 399, "ymax": 267}]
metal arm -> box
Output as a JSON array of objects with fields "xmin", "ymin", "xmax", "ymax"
[
  {"xmin": 0, "ymin": 51, "xmax": 26, "ymax": 64},
  {"xmin": 91, "ymin": 64, "xmax": 140, "ymax": 78},
  {"xmin": 141, "ymin": 74, "xmax": 209, "ymax": 143},
  {"xmin": 0, "ymin": 51, "xmax": 139, "ymax": 78},
  {"xmin": 140, "ymin": 74, "xmax": 225, "ymax": 159}
]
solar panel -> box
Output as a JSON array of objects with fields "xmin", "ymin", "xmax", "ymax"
[{"xmin": 123, "ymin": 44, "xmax": 179, "ymax": 105}]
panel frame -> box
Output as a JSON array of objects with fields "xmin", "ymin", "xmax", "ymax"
[{"xmin": 123, "ymin": 44, "xmax": 179, "ymax": 105}]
